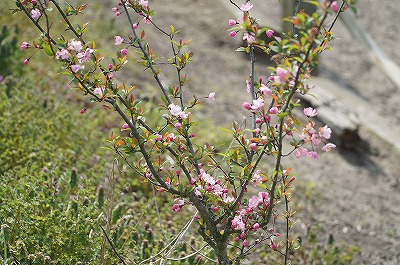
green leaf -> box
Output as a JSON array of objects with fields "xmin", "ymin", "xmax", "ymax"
[
  {"xmin": 277, "ymin": 112, "xmax": 288, "ymax": 118},
  {"xmin": 303, "ymin": 0, "xmax": 320, "ymax": 6},
  {"xmin": 42, "ymin": 43, "xmax": 54, "ymax": 56}
]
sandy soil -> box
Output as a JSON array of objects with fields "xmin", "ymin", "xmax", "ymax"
[{"xmin": 139, "ymin": 0, "xmax": 400, "ymax": 264}]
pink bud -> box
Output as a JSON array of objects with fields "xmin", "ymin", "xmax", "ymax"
[
  {"xmin": 31, "ymin": 0, "xmax": 37, "ymax": 4},
  {"xmin": 189, "ymin": 133, "xmax": 195, "ymax": 138},
  {"xmin": 115, "ymin": 11, "xmax": 121, "ymax": 16},
  {"xmin": 269, "ymin": 106, "xmax": 278, "ymax": 114},
  {"xmin": 133, "ymin": 23, "xmax": 139, "ymax": 29},
  {"xmin": 243, "ymin": 102, "xmax": 251, "ymax": 110},
  {"xmin": 190, "ymin": 178, "xmax": 196, "ymax": 185},
  {"xmin": 235, "ymin": 236, "xmax": 240, "ymax": 242},
  {"xmin": 240, "ymin": 232, "xmax": 246, "ymax": 239},
  {"xmin": 330, "ymin": 1, "xmax": 339, "ymax": 12},
  {"xmin": 254, "ymin": 128, "xmax": 260, "ymax": 135},
  {"xmin": 21, "ymin": 41, "xmax": 29, "ymax": 50},
  {"xmin": 176, "ymin": 170, "xmax": 181, "ymax": 176},
  {"xmin": 255, "ymin": 118, "xmax": 262, "ymax": 124},
  {"xmin": 80, "ymin": 108, "xmax": 86, "ymax": 114},
  {"xmin": 253, "ymin": 223, "xmax": 260, "ymax": 231},
  {"xmin": 213, "ymin": 207, "xmax": 219, "ymax": 212},
  {"xmin": 174, "ymin": 122, "xmax": 182, "ymax": 129},
  {"xmin": 108, "ymin": 63, "xmax": 113, "ymax": 70},
  {"xmin": 228, "ymin": 19, "xmax": 236, "ymax": 26},
  {"xmin": 250, "ymin": 143, "xmax": 257, "ymax": 151},
  {"xmin": 121, "ymin": 123, "xmax": 129, "ymax": 129},
  {"xmin": 229, "ymin": 31, "xmax": 237, "ymax": 37},
  {"xmin": 112, "ymin": 7, "xmax": 118, "ymax": 12},
  {"xmin": 120, "ymin": 48, "xmax": 128, "ymax": 56},
  {"xmin": 270, "ymin": 242, "xmax": 278, "ymax": 250},
  {"xmin": 266, "ymin": 29, "xmax": 274, "ymax": 38},
  {"xmin": 23, "ymin": 58, "xmax": 29, "ymax": 65},
  {"xmin": 243, "ymin": 239, "xmax": 248, "ymax": 247}
]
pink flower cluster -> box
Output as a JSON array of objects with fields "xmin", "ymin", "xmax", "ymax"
[{"xmin": 295, "ymin": 107, "xmax": 336, "ymax": 159}]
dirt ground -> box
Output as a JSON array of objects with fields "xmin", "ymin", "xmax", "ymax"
[{"xmin": 139, "ymin": 0, "xmax": 400, "ymax": 264}]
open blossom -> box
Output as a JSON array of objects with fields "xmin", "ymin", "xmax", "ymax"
[
  {"xmin": 69, "ymin": 40, "xmax": 82, "ymax": 51},
  {"xmin": 31, "ymin": 8, "xmax": 41, "ymax": 21},
  {"xmin": 260, "ymin": 83, "xmax": 272, "ymax": 97},
  {"xmin": 114, "ymin": 35, "xmax": 124, "ymax": 45},
  {"xmin": 76, "ymin": 48, "xmax": 94, "ymax": 63},
  {"xmin": 71, "ymin": 64, "xmax": 83, "ymax": 73},
  {"xmin": 303, "ymin": 107, "xmax": 317, "ymax": 117},
  {"xmin": 319, "ymin": 125, "xmax": 332, "ymax": 139},
  {"xmin": 231, "ymin": 215, "xmax": 246, "ymax": 231},
  {"xmin": 274, "ymin": 67, "xmax": 289, "ymax": 83},
  {"xmin": 168, "ymin": 103, "xmax": 187, "ymax": 119},
  {"xmin": 248, "ymin": 195, "xmax": 262, "ymax": 208},
  {"xmin": 208, "ymin": 92, "xmax": 216, "ymax": 102},
  {"xmin": 144, "ymin": 16, "xmax": 152, "ymax": 24},
  {"xmin": 322, "ymin": 143, "xmax": 336, "ymax": 152},
  {"xmin": 138, "ymin": 0, "xmax": 148, "ymax": 8},
  {"xmin": 240, "ymin": 2, "xmax": 253, "ymax": 12},
  {"xmin": 251, "ymin": 98, "xmax": 264, "ymax": 110},
  {"xmin": 93, "ymin": 87, "xmax": 105, "ymax": 97},
  {"xmin": 55, "ymin": 49, "xmax": 69, "ymax": 60},
  {"xmin": 243, "ymin": 32, "xmax": 255, "ymax": 44}
]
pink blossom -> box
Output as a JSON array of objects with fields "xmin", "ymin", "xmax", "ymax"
[
  {"xmin": 252, "ymin": 98, "xmax": 264, "ymax": 110},
  {"xmin": 252, "ymin": 171, "xmax": 262, "ymax": 185},
  {"xmin": 69, "ymin": 40, "xmax": 82, "ymax": 51},
  {"xmin": 303, "ymin": 107, "xmax": 317, "ymax": 117},
  {"xmin": 243, "ymin": 102, "xmax": 251, "ymax": 110},
  {"xmin": 168, "ymin": 103, "xmax": 187, "ymax": 119},
  {"xmin": 190, "ymin": 178, "xmax": 196, "ymax": 185},
  {"xmin": 228, "ymin": 19, "xmax": 236, "ymax": 26},
  {"xmin": 93, "ymin": 87, "xmax": 104, "ymax": 96},
  {"xmin": 114, "ymin": 36, "xmax": 124, "ymax": 45},
  {"xmin": 174, "ymin": 122, "xmax": 182, "ymax": 129},
  {"xmin": 229, "ymin": 31, "xmax": 237, "ymax": 37},
  {"xmin": 295, "ymin": 147, "xmax": 308, "ymax": 159},
  {"xmin": 240, "ymin": 2, "xmax": 253, "ymax": 12},
  {"xmin": 260, "ymin": 84, "xmax": 272, "ymax": 97},
  {"xmin": 307, "ymin": 151, "xmax": 318, "ymax": 159},
  {"xmin": 266, "ymin": 29, "xmax": 274, "ymax": 38},
  {"xmin": 208, "ymin": 92, "xmax": 216, "ymax": 102},
  {"xmin": 319, "ymin": 125, "xmax": 332, "ymax": 139},
  {"xmin": 246, "ymin": 80, "xmax": 251, "ymax": 93},
  {"xmin": 231, "ymin": 215, "xmax": 245, "ymax": 231},
  {"xmin": 258, "ymin": 191, "xmax": 269, "ymax": 200},
  {"xmin": 155, "ymin": 133, "xmax": 162, "ymax": 141},
  {"xmin": 139, "ymin": 0, "xmax": 149, "ymax": 8},
  {"xmin": 71, "ymin": 64, "xmax": 83, "ymax": 73},
  {"xmin": 172, "ymin": 204, "xmax": 181, "ymax": 212},
  {"xmin": 31, "ymin": 8, "xmax": 41, "ymax": 21},
  {"xmin": 330, "ymin": 1, "xmax": 339, "ymax": 12},
  {"xmin": 269, "ymin": 106, "xmax": 278, "ymax": 114},
  {"xmin": 252, "ymin": 223, "xmax": 260, "ymax": 231},
  {"xmin": 121, "ymin": 123, "xmax": 129, "ymax": 129},
  {"xmin": 311, "ymin": 133, "xmax": 321, "ymax": 146},
  {"xmin": 322, "ymin": 143, "xmax": 336, "ymax": 152},
  {"xmin": 144, "ymin": 16, "xmax": 152, "ymax": 24},
  {"xmin": 111, "ymin": 7, "xmax": 118, "ymax": 12},
  {"xmin": 76, "ymin": 48, "xmax": 94, "ymax": 63},
  {"xmin": 249, "ymin": 143, "xmax": 257, "ymax": 151},
  {"xmin": 21, "ymin": 41, "xmax": 29, "ymax": 50},
  {"xmin": 120, "ymin": 48, "xmax": 128, "ymax": 56},
  {"xmin": 270, "ymin": 242, "xmax": 278, "ymax": 250},
  {"xmin": 55, "ymin": 49, "xmax": 70, "ymax": 60},
  {"xmin": 243, "ymin": 32, "xmax": 255, "ymax": 44},
  {"xmin": 275, "ymin": 67, "xmax": 289, "ymax": 83},
  {"xmin": 167, "ymin": 133, "xmax": 176, "ymax": 142},
  {"xmin": 248, "ymin": 195, "xmax": 262, "ymax": 208}
]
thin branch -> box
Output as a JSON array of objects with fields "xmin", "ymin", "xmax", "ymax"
[{"xmin": 99, "ymin": 224, "xmax": 128, "ymax": 265}]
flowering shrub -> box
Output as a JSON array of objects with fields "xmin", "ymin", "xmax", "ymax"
[{"xmin": 12, "ymin": 0, "xmax": 356, "ymax": 263}]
